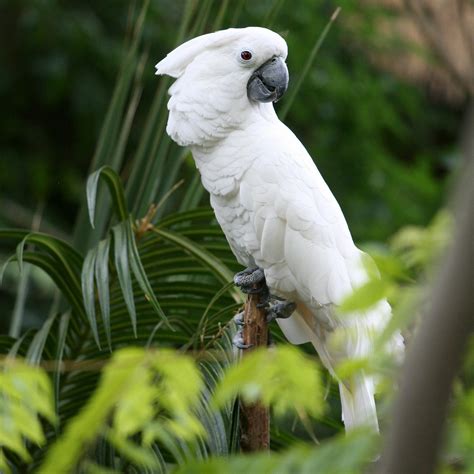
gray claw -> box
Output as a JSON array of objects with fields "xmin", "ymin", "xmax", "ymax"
[
  {"xmin": 234, "ymin": 267, "xmax": 266, "ymax": 293},
  {"xmin": 233, "ymin": 311, "xmax": 245, "ymax": 326},
  {"xmin": 256, "ymin": 290, "xmax": 271, "ymax": 308},
  {"xmin": 232, "ymin": 328, "xmax": 253, "ymax": 350},
  {"xmin": 266, "ymin": 301, "xmax": 296, "ymax": 323}
]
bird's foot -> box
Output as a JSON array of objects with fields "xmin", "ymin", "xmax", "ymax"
[
  {"xmin": 234, "ymin": 266, "xmax": 266, "ymax": 294},
  {"xmin": 264, "ymin": 299, "xmax": 296, "ymax": 323},
  {"xmin": 233, "ymin": 311, "xmax": 244, "ymax": 326},
  {"xmin": 232, "ymin": 327, "xmax": 253, "ymax": 350}
]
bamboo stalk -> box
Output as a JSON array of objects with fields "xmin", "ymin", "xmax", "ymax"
[{"xmin": 239, "ymin": 279, "xmax": 270, "ymax": 452}]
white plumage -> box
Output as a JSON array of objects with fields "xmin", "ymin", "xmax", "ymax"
[{"xmin": 156, "ymin": 27, "xmax": 403, "ymax": 431}]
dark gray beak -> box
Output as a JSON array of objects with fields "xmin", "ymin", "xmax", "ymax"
[{"xmin": 247, "ymin": 56, "xmax": 289, "ymax": 103}]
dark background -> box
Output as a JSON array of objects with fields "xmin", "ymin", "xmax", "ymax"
[{"xmin": 0, "ymin": 0, "xmax": 464, "ymax": 240}]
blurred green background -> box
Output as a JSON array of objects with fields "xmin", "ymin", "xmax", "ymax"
[{"xmin": 0, "ymin": 0, "xmax": 464, "ymax": 240}]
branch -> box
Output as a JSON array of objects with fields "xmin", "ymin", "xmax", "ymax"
[
  {"xmin": 404, "ymin": 0, "xmax": 474, "ymax": 95},
  {"xmin": 239, "ymin": 280, "xmax": 270, "ymax": 452}
]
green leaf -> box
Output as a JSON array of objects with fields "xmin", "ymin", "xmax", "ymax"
[
  {"xmin": 148, "ymin": 350, "xmax": 205, "ymax": 442},
  {"xmin": 214, "ymin": 346, "xmax": 324, "ymax": 420},
  {"xmin": 81, "ymin": 248, "xmax": 101, "ymax": 348},
  {"xmin": 390, "ymin": 210, "xmax": 452, "ymax": 269},
  {"xmin": 334, "ymin": 357, "xmax": 371, "ymax": 381},
  {"xmin": 82, "ymin": 461, "xmax": 119, "ymax": 474},
  {"xmin": 106, "ymin": 430, "xmax": 159, "ymax": 469},
  {"xmin": 157, "ymin": 208, "xmax": 215, "ymax": 228},
  {"xmin": 39, "ymin": 348, "xmax": 205, "ymax": 473},
  {"xmin": 15, "ymin": 234, "xmax": 27, "ymax": 275},
  {"xmin": 125, "ymin": 218, "xmax": 172, "ymax": 330},
  {"xmin": 0, "ymin": 232, "xmax": 84, "ymax": 320},
  {"xmin": 54, "ymin": 312, "xmax": 70, "ymax": 414},
  {"xmin": 86, "ymin": 166, "xmax": 129, "ymax": 228},
  {"xmin": 26, "ymin": 314, "xmax": 57, "ymax": 365},
  {"xmin": 193, "ymin": 281, "xmax": 238, "ymax": 348},
  {"xmin": 1, "ymin": 359, "xmax": 57, "ymax": 465},
  {"xmin": 1, "ymin": 232, "xmax": 85, "ymax": 328},
  {"xmin": 124, "ymin": 75, "xmax": 171, "ymax": 215},
  {"xmin": 39, "ymin": 349, "xmax": 146, "ymax": 474},
  {"xmin": 0, "ymin": 230, "xmax": 83, "ymax": 270},
  {"xmin": 175, "ymin": 430, "xmax": 378, "ymax": 474},
  {"xmin": 339, "ymin": 278, "xmax": 393, "ymax": 314},
  {"xmin": 72, "ymin": 0, "xmax": 149, "ymax": 253},
  {"xmin": 95, "ymin": 238, "xmax": 112, "ymax": 350},
  {"xmin": 179, "ymin": 172, "xmax": 205, "ymax": 213},
  {"xmin": 113, "ymin": 363, "xmax": 154, "ymax": 438},
  {"xmin": 8, "ymin": 258, "xmax": 31, "ymax": 338},
  {"xmin": 19, "ymin": 252, "xmax": 86, "ymax": 320},
  {"xmin": 111, "ymin": 222, "xmax": 137, "ymax": 335},
  {"xmin": 0, "ymin": 449, "xmax": 11, "ymax": 474},
  {"xmin": 152, "ymin": 227, "xmax": 241, "ymax": 303},
  {"xmin": 6, "ymin": 332, "xmax": 31, "ymax": 358},
  {"xmin": 0, "ymin": 254, "xmax": 16, "ymax": 286}
]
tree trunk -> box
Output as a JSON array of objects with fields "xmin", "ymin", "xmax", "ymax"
[{"xmin": 378, "ymin": 154, "xmax": 474, "ymax": 474}]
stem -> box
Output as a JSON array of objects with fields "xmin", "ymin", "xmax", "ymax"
[
  {"xmin": 279, "ymin": 7, "xmax": 341, "ymax": 121},
  {"xmin": 239, "ymin": 279, "xmax": 270, "ymax": 452}
]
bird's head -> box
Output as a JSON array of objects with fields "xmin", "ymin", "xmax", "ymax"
[{"xmin": 155, "ymin": 27, "xmax": 289, "ymax": 146}]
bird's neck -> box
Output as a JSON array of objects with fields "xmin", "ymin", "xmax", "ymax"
[
  {"xmin": 191, "ymin": 103, "xmax": 279, "ymax": 153},
  {"xmin": 190, "ymin": 103, "xmax": 279, "ymax": 158},
  {"xmin": 190, "ymin": 106, "xmax": 281, "ymax": 198},
  {"xmin": 166, "ymin": 68, "xmax": 280, "ymax": 149}
]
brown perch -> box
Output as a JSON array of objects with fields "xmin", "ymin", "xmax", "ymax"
[{"xmin": 239, "ymin": 279, "xmax": 270, "ymax": 452}]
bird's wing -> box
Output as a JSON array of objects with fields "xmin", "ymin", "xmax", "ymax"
[
  {"xmin": 237, "ymin": 126, "xmax": 400, "ymax": 355},
  {"xmin": 240, "ymin": 134, "xmax": 363, "ymax": 309}
]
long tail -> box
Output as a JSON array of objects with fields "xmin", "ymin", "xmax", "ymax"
[
  {"xmin": 339, "ymin": 375, "xmax": 379, "ymax": 432},
  {"xmin": 308, "ymin": 326, "xmax": 380, "ymax": 432},
  {"xmin": 276, "ymin": 301, "xmax": 403, "ymax": 432}
]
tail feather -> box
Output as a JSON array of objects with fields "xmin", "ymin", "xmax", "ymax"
[
  {"xmin": 339, "ymin": 375, "xmax": 379, "ymax": 432},
  {"xmin": 306, "ymin": 329, "xmax": 380, "ymax": 431},
  {"xmin": 277, "ymin": 301, "xmax": 403, "ymax": 432}
]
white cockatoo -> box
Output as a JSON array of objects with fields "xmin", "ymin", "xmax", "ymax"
[{"xmin": 156, "ymin": 27, "xmax": 403, "ymax": 432}]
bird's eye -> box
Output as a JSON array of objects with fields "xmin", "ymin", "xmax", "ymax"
[{"xmin": 240, "ymin": 50, "xmax": 253, "ymax": 61}]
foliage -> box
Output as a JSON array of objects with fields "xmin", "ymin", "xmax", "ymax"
[
  {"xmin": 442, "ymin": 338, "xmax": 474, "ymax": 474},
  {"xmin": 39, "ymin": 348, "xmax": 205, "ymax": 473},
  {"xmin": 0, "ymin": 171, "xmax": 467, "ymax": 472},
  {"xmin": 1, "ymin": 345, "xmax": 326, "ymax": 473},
  {"xmin": 0, "ymin": 359, "xmax": 56, "ymax": 472},
  {"xmin": 175, "ymin": 430, "xmax": 378, "ymax": 474},
  {"xmin": 390, "ymin": 210, "xmax": 452, "ymax": 270},
  {"xmin": 214, "ymin": 346, "xmax": 324, "ymax": 420},
  {"xmin": 335, "ymin": 209, "xmax": 453, "ymax": 378}
]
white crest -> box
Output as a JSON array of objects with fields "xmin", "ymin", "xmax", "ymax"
[{"xmin": 155, "ymin": 28, "xmax": 242, "ymax": 78}]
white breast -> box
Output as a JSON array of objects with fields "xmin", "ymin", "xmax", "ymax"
[{"xmin": 192, "ymin": 138, "xmax": 259, "ymax": 267}]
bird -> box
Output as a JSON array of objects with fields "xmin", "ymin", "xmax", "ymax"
[{"xmin": 155, "ymin": 26, "xmax": 403, "ymax": 432}]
